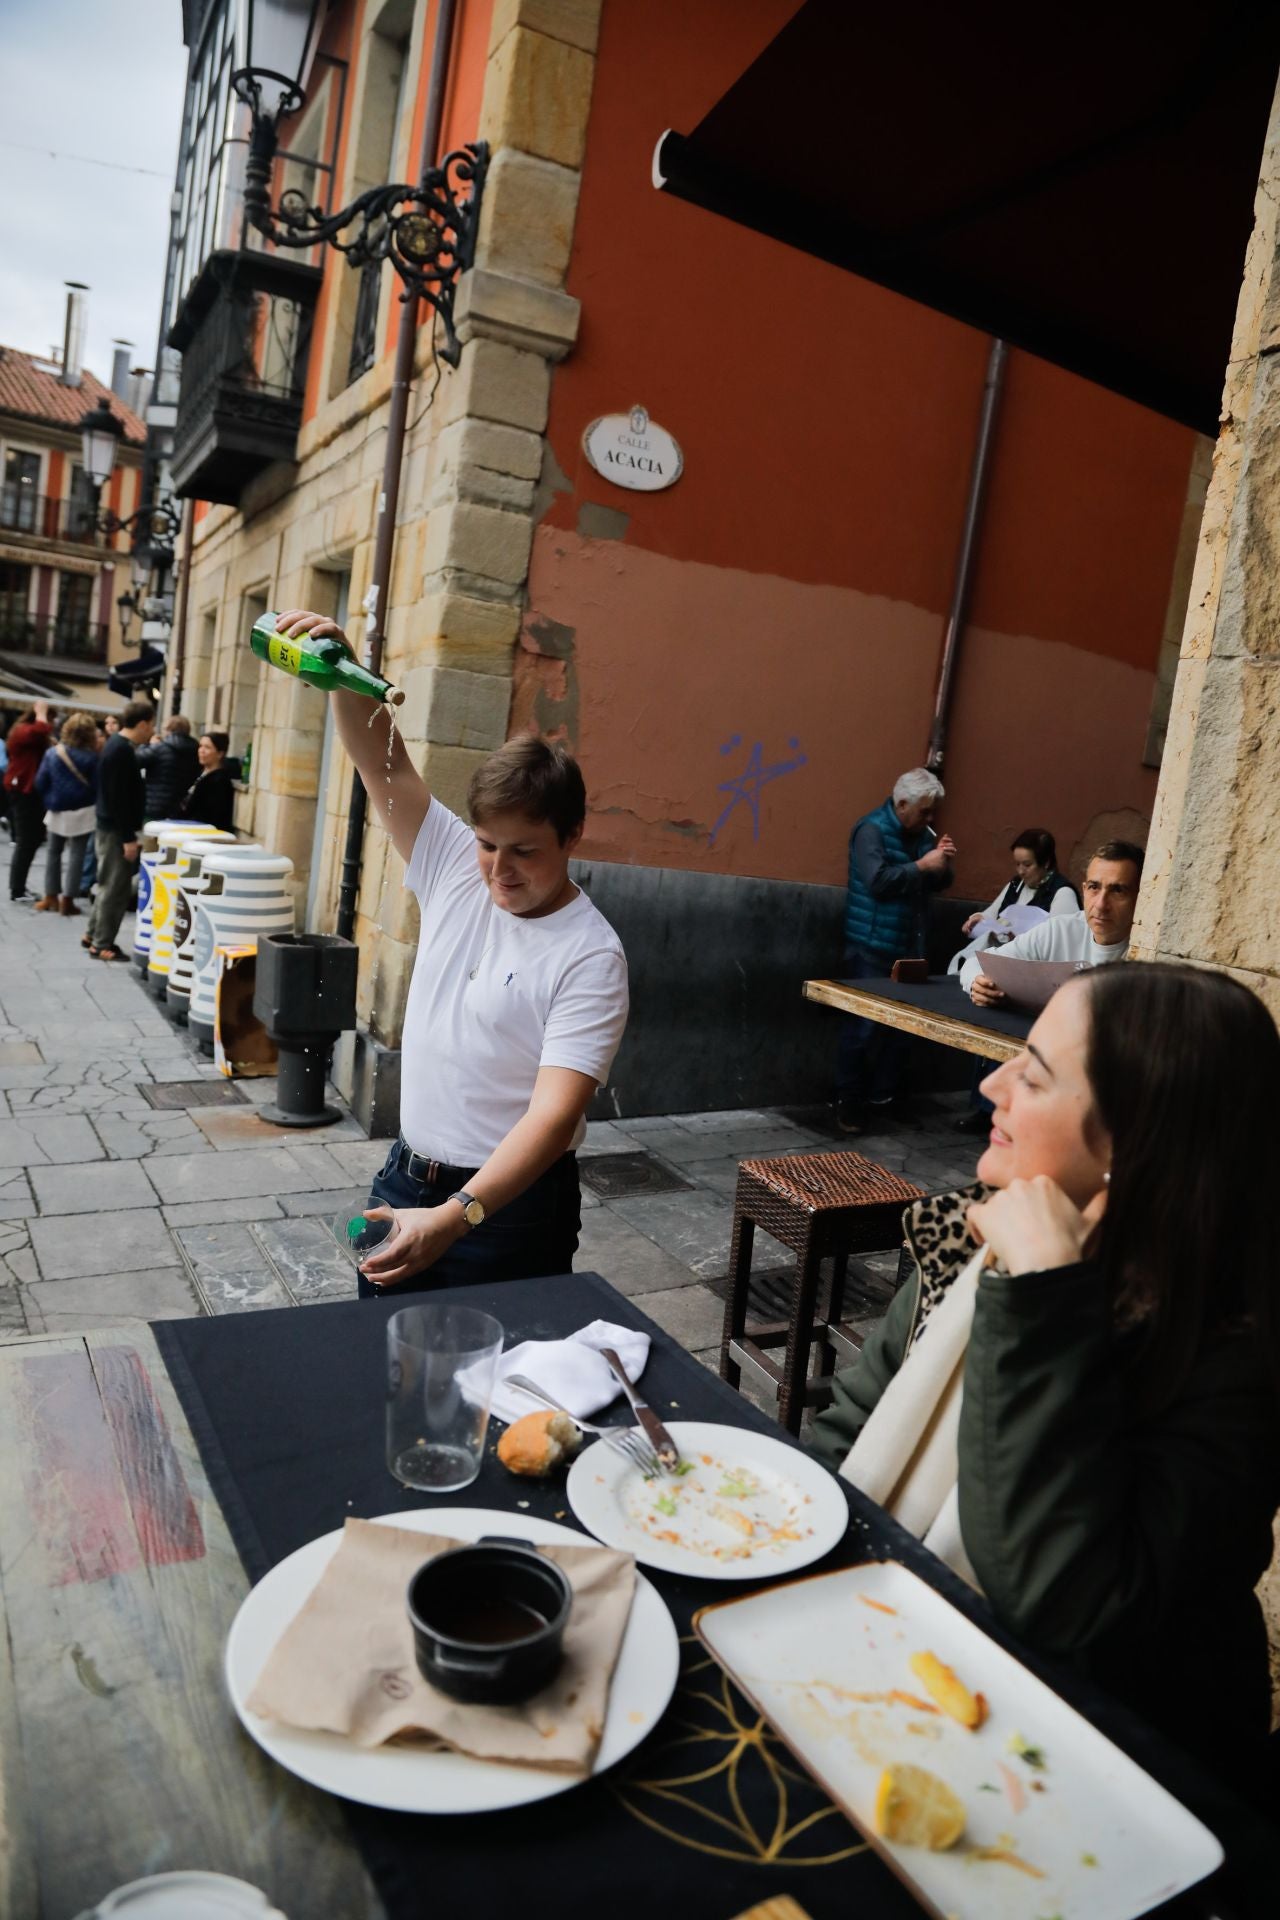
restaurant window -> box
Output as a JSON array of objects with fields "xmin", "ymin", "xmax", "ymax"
[
  {"xmin": 2, "ymin": 449, "xmax": 40, "ymax": 535},
  {"xmin": 336, "ymin": 1, "xmax": 412, "ymax": 394}
]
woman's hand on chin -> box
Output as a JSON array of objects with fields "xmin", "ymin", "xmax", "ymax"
[{"xmin": 967, "ymin": 1175, "xmax": 1107, "ymax": 1277}]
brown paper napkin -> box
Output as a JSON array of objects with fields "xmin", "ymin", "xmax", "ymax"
[{"xmin": 247, "ymin": 1518, "xmax": 637, "ymax": 1773}]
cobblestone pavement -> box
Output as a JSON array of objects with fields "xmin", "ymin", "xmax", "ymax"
[{"xmin": 0, "ymin": 835, "xmax": 982, "ymax": 1399}]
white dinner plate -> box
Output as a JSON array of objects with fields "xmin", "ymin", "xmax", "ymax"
[
  {"xmin": 224, "ymin": 1507, "xmax": 679, "ymax": 1814},
  {"xmin": 566, "ymin": 1420, "xmax": 849, "ymax": 1580},
  {"xmin": 696, "ymin": 1559, "xmax": 1224, "ymax": 1920}
]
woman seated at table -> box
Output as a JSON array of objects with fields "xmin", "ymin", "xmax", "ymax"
[
  {"xmin": 949, "ymin": 826, "xmax": 1077, "ymax": 972},
  {"xmin": 808, "ymin": 962, "xmax": 1280, "ymax": 1767}
]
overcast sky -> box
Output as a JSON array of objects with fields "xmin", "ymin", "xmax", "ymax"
[{"xmin": 0, "ymin": 1, "xmax": 188, "ymax": 385}]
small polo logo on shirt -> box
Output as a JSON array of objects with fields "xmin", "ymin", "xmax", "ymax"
[{"xmin": 504, "ymin": 972, "xmax": 515, "ymax": 987}]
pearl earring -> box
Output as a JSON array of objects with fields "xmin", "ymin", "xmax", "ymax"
[{"xmin": 1103, "ymin": 1171, "xmax": 1112, "ymax": 1186}]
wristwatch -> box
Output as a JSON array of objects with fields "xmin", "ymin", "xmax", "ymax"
[{"xmin": 453, "ymin": 1189, "xmax": 486, "ymax": 1230}]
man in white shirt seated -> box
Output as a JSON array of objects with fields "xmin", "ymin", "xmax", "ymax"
[
  {"xmin": 963, "ymin": 840, "xmax": 1144, "ymax": 1007},
  {"xmin": 276, "ymin": 608, "xmax": 629, "ymax": 1295}
]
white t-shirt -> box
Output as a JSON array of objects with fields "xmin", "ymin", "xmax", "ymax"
[
  {"xmin": 399, "ymin": 799, "xmax": 629, "ymax": 1165},
  {"xmin": 960, "ymin": 909, "xmax": 1127, "ymax": 997}
]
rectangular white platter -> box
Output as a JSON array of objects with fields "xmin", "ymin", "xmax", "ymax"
[{"xmin": 695, "ymin": 1558, "xmax": 1222, "ymax": 1920}]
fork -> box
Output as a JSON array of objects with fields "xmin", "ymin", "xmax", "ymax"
[{"xmin": 506, "ymin": 1373, "xmax": 663, "ymax": 1478}]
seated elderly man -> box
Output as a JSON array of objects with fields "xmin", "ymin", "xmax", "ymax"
[{"xmin": 963, "ymin": 840, "xmax": 1143, "ymax": 1006}]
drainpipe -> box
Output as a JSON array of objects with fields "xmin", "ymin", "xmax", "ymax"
[
  {"xmin": 925, "ymin": 336, "xmax": 1007, "ymax": 774},
  {"xmin": 168, "ymin": 499, "xmax": 195, "ymax": 717},
  {"xmin": 336, "ymin": 0, "xmax": 460, "ymax": 940}
]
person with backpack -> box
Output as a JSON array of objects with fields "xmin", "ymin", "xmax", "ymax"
[{"xmin": 33, "ymin": 713, "xmax": 100, "ymax": 917}]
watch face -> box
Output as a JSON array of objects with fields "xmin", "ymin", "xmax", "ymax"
[{"xmin": 463, "ymin": 1199, "xmax": 485, "ymax": 1227}]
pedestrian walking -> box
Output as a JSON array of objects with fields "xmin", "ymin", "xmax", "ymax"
[
  {"xmin": 3, "ymin": 702, "xmax": 56, "ymax": 901},
  {"xmin": 85, "ymin": 700, "xmax": 155, "ymax": 961},
  {"xmin": 33, "ymin": 713, "xmax": 99, "ymax": 917}
]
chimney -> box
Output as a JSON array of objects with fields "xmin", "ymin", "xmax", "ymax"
[
  {"xmin": 110, "ymin": 341, "xmax": 133, "ymax": 400},
  {"xmin": 129, "ymin": 367, "xmax": 153, "ymax": 419},
  {"xmin": 60, "ymin": 282, "xmax": 89, "ymax": 388}
]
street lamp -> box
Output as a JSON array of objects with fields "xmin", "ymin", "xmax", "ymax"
[
  {"xmin": 232, "ymin": 0, "xmax": 487, "ymax": 366},
  {"xmin": 79, "ymin": 399, "xmax": 125, "ymax": 501}
]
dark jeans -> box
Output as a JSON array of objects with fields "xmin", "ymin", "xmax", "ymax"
[
  {"xmin": 834, "ymin": 944, "xmax": 911, "ymax": 1106},
  {"xmin": 357, "ymin": 1139, "xmax": 582, "ymax": 1298},
  {"xmin": 86, "ymin": 828, "xmax": 135, "ymax": 951},
  {"xmin": 7, "ymin": 791, "xmax": 45, "ymax": 898},
  {"xmin": 45, "ymin": 830, "xmax": 90, "ymax": 900}
]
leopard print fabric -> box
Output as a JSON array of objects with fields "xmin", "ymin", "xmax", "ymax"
[{"xmin": 900, "ymin": 1182, "xmax": 992, "ymax": 1354}]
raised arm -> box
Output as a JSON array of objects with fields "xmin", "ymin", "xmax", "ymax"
[{"xmin": 274, "ymin": 608, "xmax": 429, "ymax": 863}]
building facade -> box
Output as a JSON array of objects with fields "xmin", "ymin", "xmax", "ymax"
[
  {"xmin": 161, "ymin": 0, "xmax": 1206, "ymax": 1119},
  {"xmin": 0, "ymin": 349, "xmax": 145, "ymax": 719}
]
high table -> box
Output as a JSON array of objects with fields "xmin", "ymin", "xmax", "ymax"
[
  {"xmin": 803, "ymin": 974, "xmax": 1033, "ymax": 1063},
  {"xmin": 0, "ymin": 1275, "xmax": 1269, "ymax": 1919}
]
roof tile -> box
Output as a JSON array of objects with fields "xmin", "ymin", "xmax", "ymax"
[{"xmin": 0, "ymin": 348, "xmax": 145, "ymax": 446}]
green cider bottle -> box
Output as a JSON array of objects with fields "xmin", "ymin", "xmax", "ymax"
[{"xmin": 250, "ymin": 614, "xmax": 404, "ymax": 705}]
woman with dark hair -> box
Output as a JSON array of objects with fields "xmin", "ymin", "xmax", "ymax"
[
  {"xmin": 957, "ymin": 826, "xmax": 1077, "ymax": 946},
  {"xmin": 179, "ymin": 730, "xmax": 236, "ymax": 832},
  {"xmin": 34, "ymin": 712, "xmax": 99, "ymax": 915},
  {"xmin": 809, "ymin": 963, "xmax": 1280, "ymax": 1767}
]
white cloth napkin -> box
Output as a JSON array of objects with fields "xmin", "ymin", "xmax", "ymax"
[{"xmin": 487, "ymin": 1319, "xmax": 651, "ymax": 1426}]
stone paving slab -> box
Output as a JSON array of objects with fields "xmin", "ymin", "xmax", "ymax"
[
  {"xmin": 142, "ymin": 1146, "xmax": 319, "ymax": 1204},
  {"xmin": 163, "ymin": 1197, "xmax": 286, "ymax": 1228},
  {"xmin": 251, "ymin": 1218, "xmax": 354, "ymax": 1304},
  {"xmin": 29, "ymin": 1208, "xmax": 183, "ymax": 1281},
  {"xmin": 26, "ymin": 1268, "xmax": 205, "ymax": 1335},
  {"xmin": 0, "ymin": 1042, "xmax": 43, "ymax": 1066},
  {"xmin": 190, "ymin": 1106, "xmax": 368, "ymax": 1150},
  {"xmin": 0, "ymin": 1170, "xmax": 37, "ymax": 1219},
  {"xmin": 29, "ymin": 1159, "xmax": 157, "ymax": 1217},
  {"xmin": 608, "ymin": 1188, "xmax": 791, "ymax": 1280},
  {"xmin": 176, "ymin": 1225, "xmax": 294, "ymax": 1314}
]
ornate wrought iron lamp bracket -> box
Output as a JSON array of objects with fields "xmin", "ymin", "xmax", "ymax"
[{"xmin": 235, "ymin": 76, "xmax": 487, "ymax": 368}]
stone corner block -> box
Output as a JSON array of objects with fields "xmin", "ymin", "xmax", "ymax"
[
  {"xmin": 415, "ymin": 742, "xmax": 497, "ymax": 818},
  {"xmin": 475, "ymin": 148, "xmax": 580, "ymax": 291},
  {"xmin": 481, "ymin": 25, "xmax": 596, "ymax": 171},
  {"xmin": 441, "ymin": 337, "xmax": 552, "ymax": 434},
  {"xmin": 422, "ymin": 500, "xmax": 535, "ymax": 587},
  {"xmin": 398, "ymin": 663, "xmax": 512, "ymax": 752},
  {"xmin": 492, "ymin": 0, "xmax": 601, "ymax": 55},
  {"xmin": 456, "ymin": 268, "xmax": 580, "ymax": 363}
]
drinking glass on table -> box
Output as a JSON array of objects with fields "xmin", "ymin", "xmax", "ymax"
[{"xmin": 386, "ymin": 1305, "xmax": 504, "ymax": 1493}]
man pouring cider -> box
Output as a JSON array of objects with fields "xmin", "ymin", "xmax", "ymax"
[{"xmin": 268, "ymin": 610, "xmax": 629, "ymax": 1294}]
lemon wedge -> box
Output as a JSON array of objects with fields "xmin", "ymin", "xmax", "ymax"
[{"xmin": 874, "ymin": 1764, "xmax": 966, "ymax": 1850}]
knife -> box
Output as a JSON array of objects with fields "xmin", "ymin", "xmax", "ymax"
[{"xmin": 600, "ymin": 1346, "xmax": 681, "ymax": 1471}]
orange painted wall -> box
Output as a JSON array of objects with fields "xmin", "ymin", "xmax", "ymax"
[{"xmin": 524, "ymin": 0, "xmax": 1198, "ymax": 896}]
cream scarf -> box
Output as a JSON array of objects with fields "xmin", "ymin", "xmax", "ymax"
[{"xmin": 838, "ymin": 1244, "xmax": 987, "ymax": 1589}]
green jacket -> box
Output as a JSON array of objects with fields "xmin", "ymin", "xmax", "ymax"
[{"xmin": 808, "ymin": 1202, "xmax": 1280, "ymax": 1761}]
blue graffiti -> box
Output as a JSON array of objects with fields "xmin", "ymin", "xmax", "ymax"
[{"xmin": 708, "ymin": 736, "xmax": 808, "ymax": 846}]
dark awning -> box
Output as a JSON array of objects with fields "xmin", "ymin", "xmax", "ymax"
[{"xmin": 653, "ymin": 1, "xmax": 1280, "ymax": 432}]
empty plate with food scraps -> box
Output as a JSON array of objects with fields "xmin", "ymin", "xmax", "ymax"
[
  {"xmin": 565, "ymin": 1420, "xmax": 849, "ymax": 1580},
  {"xmin": 695, "ymin": 1559, "xmax": 1223, "ymax": 1920}
]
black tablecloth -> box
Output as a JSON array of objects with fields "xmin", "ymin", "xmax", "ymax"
[
  {"xmin": 834, "ymin": 974, "xmax": 1034, "ymax": 1047},
  {"xmin": 154, "ymin": 1274, "xmax": 1271, "ymax": 1920}
]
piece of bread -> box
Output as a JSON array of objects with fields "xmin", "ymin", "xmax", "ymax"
[{"xmin": 497, "ymin": 1408, "xmax": 583, "ymax": 1476}]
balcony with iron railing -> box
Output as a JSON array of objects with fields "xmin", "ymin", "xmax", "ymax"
[
  {"xmin": 0, "ymin": 615, "xmax": 110, "ymax": 665},
  {"xmin": 0, "ymin": 487, "xmax": 108, "ymax": 547}
]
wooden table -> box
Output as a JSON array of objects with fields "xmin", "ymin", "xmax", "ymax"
[
  {"xmin": 1, "ymin": 1281, "xmax": 1266, "ymax": 1920},
  {"xmin": 803, "ymin": 974, "xmax": 1033, "ymax": 1063},
  {"xmin": 0, "ymin": 1327, "xmax": 379, "ymax": 1917}
]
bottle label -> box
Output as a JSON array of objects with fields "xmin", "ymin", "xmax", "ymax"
[{"xmin": 267, "ymin": 635, "xmax": 303, "ymax": 675}]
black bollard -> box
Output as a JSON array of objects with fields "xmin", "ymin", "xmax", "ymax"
[{"xmin": 253, "ymin": 932, "xmax": 359, "ymax": 1128}]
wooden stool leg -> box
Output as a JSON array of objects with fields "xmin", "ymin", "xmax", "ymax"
[
  {"xmin": 720, "ymin": 1204, "xmax": 756, "ymax": 1391},
  {"xmin": 779, "ymin": 1227, "xmax": 821, "ymax": 1435}
]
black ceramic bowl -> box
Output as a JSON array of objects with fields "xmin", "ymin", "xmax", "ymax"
[{"xmin": 406, "ymin": 1536, "xmax": 573, "ymax": 1704}]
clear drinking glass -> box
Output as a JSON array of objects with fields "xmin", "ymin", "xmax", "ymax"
[{"xmin": 386, "ymin": 1305, "xmax": 504, "ymax": 1493}]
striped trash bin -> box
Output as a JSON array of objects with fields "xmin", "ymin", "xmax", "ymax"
[
  {"xmin": 188, "ymin": 848, "xmax": 296, "ymax": 1053},
  {"xmin": 133, "ymin": 819, "xmax": 209, "ymax": 977},
  {"xmin": 147, "ymin": 826, "xmax": 235, "ymax": 1001},
  {"xmin": 166, "ymin": 836, "xmax": 260, "ymax": 1025}
]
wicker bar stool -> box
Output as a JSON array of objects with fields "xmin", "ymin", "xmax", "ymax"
[{"xmin": 720, "ymin": 1150, "xmax": 924, "ymax": 1434}]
